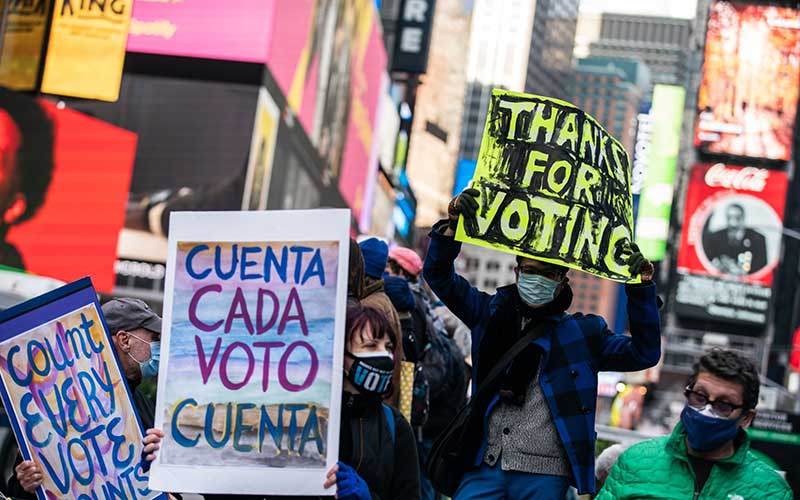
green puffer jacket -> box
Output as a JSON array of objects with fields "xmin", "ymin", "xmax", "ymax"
[{"xmin": 596, "ymin": 422, "xmax": 792, "ymax": 500}]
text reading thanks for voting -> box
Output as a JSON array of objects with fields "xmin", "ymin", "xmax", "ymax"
[{"xmin": 457, "ymin": 90, "xmax": 636, "ymax": 282}]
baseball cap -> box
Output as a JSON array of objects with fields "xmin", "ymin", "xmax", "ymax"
[{"xmin": 102, "ymin": 298, "xmax": 162, "ymax": 336}]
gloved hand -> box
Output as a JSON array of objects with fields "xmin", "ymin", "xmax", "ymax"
[
  {"xmin": 335, "ymin": 461, "xmax": 371, "ymax": 500},
  {"xmin": 447, "ymin": 188, "xmax": 480, "ymax": 229},
  {"xmin": 627, "ymin": 243, "xmax": 655, "ymax": 282}
]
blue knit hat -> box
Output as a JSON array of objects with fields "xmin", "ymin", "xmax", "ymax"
[
  {"xmin": 359, "ymin": 238, "xmax": 389, "ymax": 278},
  {"xmin": 383, "ymin": 276, "xmax": 415, "ymax": 312}
]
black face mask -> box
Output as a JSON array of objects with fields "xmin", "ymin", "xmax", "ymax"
[{"xmin": 345, "ymin": 351, "xmax": 394, "ymax": 395}]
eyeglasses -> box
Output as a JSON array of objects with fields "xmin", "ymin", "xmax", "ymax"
[
  {"xmin": 517, "ymin": 266, "xmax": 565, "ymax": 281},
  {"xmin": 684, "ymin": 386, "xmax": 744, "ymax": 418}
]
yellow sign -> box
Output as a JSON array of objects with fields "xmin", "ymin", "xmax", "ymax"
[
  {"xmin": 455, "ymin": 89, "xmax": 638, "ymax": 283},
  {"xmin": 40, "ymin": 0, "xmax": 132, "ymax": 101},
  {"xmin": 0, "ymin": 0, "xmax": 50, "ymax": 90},
  {"xmin": 242, "ymin": 87, "xmax": 281, "ymax": 210}
]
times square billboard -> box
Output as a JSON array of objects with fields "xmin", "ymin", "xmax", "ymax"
[
  {"xmin": 127, "ymin": 0, "xmax": 388, "ymax": 227},
  {"xmin": 675, "ymin": 163, "xmax": 788, "ymax": 327},
  {"xmin": 694, "ymin": 1, "xmax": 800, "ymax": 162}
]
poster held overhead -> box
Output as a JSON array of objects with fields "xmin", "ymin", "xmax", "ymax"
[
  {"xmin": 150, "ymin": 209, "xmax": 351, "ymax": 496},
  {"xmin": 0, "ymin": 278, "xmax": 165, "ymax": 500},
  {"xmin": 455, "ymin": 89, "xmax": 639, "ymax": 283}
]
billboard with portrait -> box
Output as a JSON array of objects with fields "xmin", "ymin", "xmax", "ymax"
[
  {"xmin": 675, "ymin": 163, "xmax": 788, "ymax": 326},
  {"xmin": 694, "ymin": 1, "xmax": 800, "ymax": 162},
  {"xmin": 1, "ymin": 91, "xmax": 136, "ymax": 293}
]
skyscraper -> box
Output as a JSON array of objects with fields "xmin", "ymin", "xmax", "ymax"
[
  {"xmin": 573, "ymin": 56, "xmax": 651, "ymax": 156},
  {"xmin": 459, "ymin": 0, "xmax": 580, "ymax": 162},
  {"xmin": 403, "ymin": 0, "xmax": 472, "ymax": 228},
  {"xmin": 575, "ymin": 12, "xmax": 691, "ymax": 92}
]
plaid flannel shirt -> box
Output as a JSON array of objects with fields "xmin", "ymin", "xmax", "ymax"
[{"xmin": 423, "ymin": 227, "xmax": 661, "ymax": 494}]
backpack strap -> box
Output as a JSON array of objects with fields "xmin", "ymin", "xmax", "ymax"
[{"xmin": 382, "ymin": 403, "xmax": 396, "ymax": 445}]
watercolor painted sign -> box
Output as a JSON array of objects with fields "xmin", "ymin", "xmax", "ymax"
[
  {"xmin": 150, "ymin": 210, "xmax": 350, "ymax": 496},
  {"xmin": 0, "ymin": 278, "xmax": 164, "ymax": 500},
  {"xmin": 456, "ymin": 89, "xmax": 638, "ymax": 282}
]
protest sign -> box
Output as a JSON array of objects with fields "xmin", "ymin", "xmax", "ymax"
[
  {"xmin": 0, "ymin": 278, "xmax": 164, "ymax": 500},
  {"xmin": 150, "ymin": 210, "xmax": 350, "ymax": 496},
  {"xmin": 455, "ymin": 89, "xmax": 638, "ymax": 282}
]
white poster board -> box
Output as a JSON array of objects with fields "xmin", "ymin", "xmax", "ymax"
[{"xmin": 150, "ymin": 210, "xmax": 350, "ymax": 495}]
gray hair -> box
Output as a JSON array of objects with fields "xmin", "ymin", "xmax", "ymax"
[{"xmin": 596, "ymin": 444, "xmax": 629, "ymax": 482}]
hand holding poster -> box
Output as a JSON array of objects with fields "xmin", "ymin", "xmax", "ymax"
[
  {"xmin": 0, "ymin": 278, "xmax": 164, "ymax": 500},
  {"xmin": 150, "ymin": 210, "xmax": 350, "ymax": 496},
  {"xmin": 456, "ymin": 89, "xmax": 638, "ymax": 282}
]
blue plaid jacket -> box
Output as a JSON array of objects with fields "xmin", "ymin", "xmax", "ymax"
[{"xmin": 423, "ymin": 229, "xmax": 661, "ymax": 495}]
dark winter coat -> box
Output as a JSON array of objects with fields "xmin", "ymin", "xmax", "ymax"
[{"xmin": 423, "ymin": 226, "xmax": 662, "ymax": 494}]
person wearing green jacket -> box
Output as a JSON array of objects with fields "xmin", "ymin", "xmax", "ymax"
[{"xmin": 597, "ymin": 349, "xmax": 792, "ymax": 500}]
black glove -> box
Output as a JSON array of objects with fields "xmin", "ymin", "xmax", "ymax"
[
  {"xmin": 627, "ymin": 243, "xmax": 655, "ymax": 281},
  {"xmin": 447, "ymin": 188, "xmax": 480, "ymax": 229}
]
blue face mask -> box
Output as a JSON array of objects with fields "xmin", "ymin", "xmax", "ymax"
[
  {"xmin": 129, "ymin": 335, "xmax": 160, "ymax": 379},
  {"xmin": 680, "ymin": 404, "xmax": 741, "ymax": 452},
  {"xmin": 517, "ymin": 273, "xmax": 560, "ymax": 306}
]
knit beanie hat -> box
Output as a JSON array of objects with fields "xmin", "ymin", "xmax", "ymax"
[
  {"xmin": 359, "ymin": 238, "xmax": 389, "ymax": 279},
  {"xmin": 389, "ymin": 247, "xmax": 423, "ymax": 276}
]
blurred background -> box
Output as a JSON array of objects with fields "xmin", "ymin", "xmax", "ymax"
[{"xmin": 1, "ymin": 0, "xmax": 799, "ymax": 492}]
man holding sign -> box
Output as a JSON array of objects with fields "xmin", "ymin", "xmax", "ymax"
[
  {"xmin": 423, "ymin": 90, "xmax": 661, "ymax": 499},
  {"xmin": 9, "ymin": 297, "xmax": 171, "ymax": 499}
]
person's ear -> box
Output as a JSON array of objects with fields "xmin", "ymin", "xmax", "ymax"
[
  {"xmin": 115, "ymin": 330, "xmax": 132, "ymax": 353},
  {"xmin": 740, "ymin": 409, "xmax": 756, "ymax": 429},
  {"xmin": 2, "ymin": 192, "xmax": 26, "ymax": 225}
]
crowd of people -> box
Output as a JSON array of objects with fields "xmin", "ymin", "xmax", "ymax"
[{"xmin": 5, "ymin": 188, "xmax": 794, "ymax": 499}]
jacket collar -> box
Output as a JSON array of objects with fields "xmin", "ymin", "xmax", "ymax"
[
  {"xmin": 665, "ymin": 420, "xmax": 750, "ymax": 466},
  {"xmin": 362, "ymin": 276, "xmax": 385, "ymax": 298}
]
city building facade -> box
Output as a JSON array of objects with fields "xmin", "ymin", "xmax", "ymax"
[
  {"xmin": 575, "ymin": 12, "xmax": 691, "ymax": 93},
  {"xmin": 459, "ymin": 0, "xmax": 580, "ymax": 162},
  {"xmin": 404, "ymin": 0, "xmax": 472, "ymax": 228}
]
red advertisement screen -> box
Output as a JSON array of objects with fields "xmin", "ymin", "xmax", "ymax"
[
  {"xmin": 2, "ymin": 94, "xmax": 136, "ymax": 292},
  {"xmin": 695, "ymin": 1, "xmax": 800, "ymax": 161},
  {"xmin": 675, "ymin": 163, "xmax": 788, "ymax": 326}
]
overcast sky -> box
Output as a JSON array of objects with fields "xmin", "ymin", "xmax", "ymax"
[{"xmin": 579, "ymin": 0, "xmax": 698, "ymax": 19}]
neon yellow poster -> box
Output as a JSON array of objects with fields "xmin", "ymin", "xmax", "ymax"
[
  {"xmin": 455, "ymin": 89, "xmax": 638, "ymax": 283},
  {"xmin": 41, "ymin": 0, "xmax": 132, "ymax": 102},
  {"xmin": 0, "ymin": 0, "xmax": 50, "ymax": 90}
]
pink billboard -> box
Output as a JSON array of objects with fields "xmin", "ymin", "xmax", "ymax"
[
  {"xmin": 126, "ymin": 0, "xmax": 276, "ymax": 63},
  {"xmin": 266, "ymin": 0, "xmax": 387, "ymax": 224},
  {"xmin": 126, "ymin": 0, "xmax": 388, "ymax": 224}
]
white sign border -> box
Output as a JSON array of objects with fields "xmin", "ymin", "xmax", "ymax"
[{"xmin": 149, "ymin": 209, "xmax": 351, "ymax": 496}]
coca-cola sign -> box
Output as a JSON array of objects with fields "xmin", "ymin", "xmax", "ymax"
[
  {"xmin": 676, "ymin": 163, "xmax": 788, "ymax": 327},
  {"xmin": 704, "ymin": 163, "xmax": 769, "ymax": 192}
]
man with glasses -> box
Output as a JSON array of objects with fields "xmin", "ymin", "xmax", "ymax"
[
  {"xmin": 597, "ymin": 348, "xmax": 791, "ymax": 500},
  {"xmin": 422, "ymin": 189, "xmax": 662, "ymax": 499}
]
